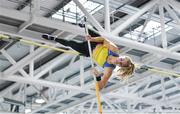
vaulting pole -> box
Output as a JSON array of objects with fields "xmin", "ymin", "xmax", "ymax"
[{"xmin": 84, "ymin": 18, "xmax": 103, "ymax": 114}]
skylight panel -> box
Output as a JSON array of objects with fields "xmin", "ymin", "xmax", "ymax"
[
  {"xmin": 136, "ymin": 21, "xmax": 161, "ymax": 35},
  {"xmin": 123, "ymin": 20, "xmax": 172, "ymax": 42},
  {"xmin": 52, "ymin": 0, "xmax": 103, "ymax": 23}
]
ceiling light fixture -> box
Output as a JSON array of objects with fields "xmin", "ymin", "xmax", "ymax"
[{"xmin": 35, "ymin": 98, "xmax": 45, "ymax": 104}]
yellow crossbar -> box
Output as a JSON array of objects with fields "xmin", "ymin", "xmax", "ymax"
[
  {"xmin": 0, "ymin": 34, "xmax": 79, "ymax": 55},
  {"xmin": 135, "ymin": 64, "xmax": 180, "ymax": 77}
]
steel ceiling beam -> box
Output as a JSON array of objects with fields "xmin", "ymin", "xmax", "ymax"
[
  {"xmin": 0, "ymin": 49, "xmax": 29, "ymax": 77},
  {"xmin": 53, "ymin": 72, "xmax": 153, "ymax": 113},
  {"xmin": 112, "ymin": 0, "xmax": 159, "ymax": 35},
  {"xmin": 3, "ymin": 48, "xmax": 48, "ymax": 76},
  {"xmin": 0, "ymin": 6, "xmax": 85, "ymax": 36},
  {"xmin": 72, "ymin": 0, "xmax": 105, "ymax": 32},
  {"xmin": 0, "ymin": 75, "xmax": 82, "ymax": 91},
  {"xmin": 100, "ymin": 32, "xmax": 180, "ymax": 61},
  {"xmin": 159, "ymin": 0, "xmax": 168, "ymax": 49},
  {"xmin": 104, "ymin": 0, "xmax": 111, "ymax": 32},
  {"xmin": 92, "ymin": 0, "xmax": 180, "ymax": 30},
  {"xmin": 45, "ymin": 0, "xmax": 72, "ymax": 17},
  {"xmin": 16, "ymin": 0, "xmax": 32, "ymax": 10}
]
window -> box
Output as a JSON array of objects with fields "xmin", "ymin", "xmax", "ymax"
[
  {"xmin": 123, "ymin": 20, "xmax": 172, "ymax": 42},
  {"xmin": 52, "ymin": 0, "xmax": 103, "ymax": 23}
]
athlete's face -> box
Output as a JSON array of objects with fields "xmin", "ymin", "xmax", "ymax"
[{"xmin": 116, "ymin": 57, "xmax": 129, "ymax": 67}]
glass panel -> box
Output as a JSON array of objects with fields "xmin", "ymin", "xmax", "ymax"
[{"xmin": 52, "ymin": 0, "xmax": 103, "ymax": 23}]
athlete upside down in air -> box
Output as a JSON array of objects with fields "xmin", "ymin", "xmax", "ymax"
[{"xmin": 42, "ymin": 30, "xmax": 135, "ymax": 90}]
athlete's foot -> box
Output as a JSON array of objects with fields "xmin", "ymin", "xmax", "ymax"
[{"xmin": 42, "ymin": 34, "xmax": 56, "ymax": 40}]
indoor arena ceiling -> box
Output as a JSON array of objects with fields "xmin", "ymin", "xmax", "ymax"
[{"xmin": 0, "ymin": 0, "xmax": 180, "ymax": 114}]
